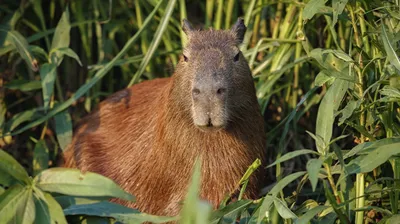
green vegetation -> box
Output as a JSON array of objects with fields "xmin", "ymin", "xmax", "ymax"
[{"xmin": 1, "ymin": 0, "xmax": 400, "ymax": 223}]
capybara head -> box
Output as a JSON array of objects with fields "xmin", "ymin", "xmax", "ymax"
[{"xmin": 178, "ymin": 18, "xmax": 254, "ymax": 131}]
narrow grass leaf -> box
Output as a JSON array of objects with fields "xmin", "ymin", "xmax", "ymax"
[
  {"xmin": 267, "ymin": 150, "xmax": 318, "ymax": 168},
  {"xmin": 249, "ymin": 195, "xmax": 274, "ymax": 224},
  {"xmin": 40, "ymin": 63, "xmax": 57, "ymax": 110},
  {"xmin": 0, "ymin": 185, "xmax": 29, "ymax": 223},
  {"xmin": 0, "ymin": 150, "xmax": 30, "ymax": 185},
  {"xmin": 269, "ymin": 171, "xmax": 306, "ymax": 196},
  {"xmin": 381, "ymin": 25, "xmax": 400, "ymax": 71},
  {"xmin": 180, "ymin": 158, "xmax": 212, "ymax": 223},
  {"xmin": 10, "ymin": 0, "xmax": 164, "ymax": 136},
  {"xmin": 33, "ymin": 140, "xmax": 49, "ymax": 176},
  {"xmin": 34, "ymin": 168, "xmax": 134, "ymax": 202},
  {"xmin": 307, "ymin": 159, "xmax": 323, "ymax": 192},
  {"xmin": 54, "ymin": 110, "xmax": 72, "ymax": 151},
  {"xmin": 295, "ymin": 205, "xmax": 329, "ymax": 224},
  {"xmin": 273, "ymin": 196, "xmax": 297, "ymax": 219},
  {"xmin": 63, "ymin": 201, "xmax": 178, "ymax": 223},
  {"xmin": 5, "ymin": 80, "xmax": 42, "ymax": 92},
  {"xmin": 3, "ymin": 30, "xmax": 38, "ymax": 71},
  {"xmin": 3, "ymin": 107, "xmax": 43, "ymax": 133},
  {"xmin": 128, "ymin": 0, "xmax": 177, "ymax": 86},
  {"xmin": 210, "ymin": 200, "xmax": 252, "ymax": 224}
]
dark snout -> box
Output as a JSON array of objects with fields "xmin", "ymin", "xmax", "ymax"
[{"xmin": 191, "ymin": 77, "xmax": 227, "ymax": 131}]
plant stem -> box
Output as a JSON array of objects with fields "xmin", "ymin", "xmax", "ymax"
[{"xmin": 324, "ymin": 163, "xmax": 341, "ymax": 203}]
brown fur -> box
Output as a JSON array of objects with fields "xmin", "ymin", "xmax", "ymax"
[{"xmin": 62, "ymin": 19, "xmax": 266, "ymax": 217}]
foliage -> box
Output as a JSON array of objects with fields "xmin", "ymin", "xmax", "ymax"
[{"xmin": 0, "ymin": 0, "xmax": 400, "ymax": 223}]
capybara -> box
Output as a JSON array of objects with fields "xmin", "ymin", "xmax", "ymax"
[{"xmin": 62, "ymin": 18, "xmax": 266, "ymax": 216}]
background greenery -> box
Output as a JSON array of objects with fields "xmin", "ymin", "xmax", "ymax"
[{"xmin": 0, "ymin": 0, "xmax": 400, "ymax": 223}]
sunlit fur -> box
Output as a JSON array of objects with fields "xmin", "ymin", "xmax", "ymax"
[{"xmin": 62, "ymin": 20, "xmax": 266, "ymax": 217}]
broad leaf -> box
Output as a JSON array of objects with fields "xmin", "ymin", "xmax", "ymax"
[
  {"xmin": 382, "ymin": 25, "xmax": 400, "ymax": 71},
  {"xmin": 53, "ymin": 47, "xmax": 82, "ymax": 66},
  {"xmin": 0, "ymin": 185, "xmax": 31, "ymax": 223},
  {"xmin": 306, "ymin": 159, "xmax": 323, "ymax": 192},
  {"xmin": 273, "ymin": 196, "xmax": 297, "ymax": 219},
  {"xmin": 34, "ymin": 168, "xmax": 134, "ymax": 202},
  {"xmin": 316, "ymin": 78, "xmax": 350, "ymax": 154},
  {"xmin": 269, "ymin": 171, "xmax": 307, "ymax": 196},
  {"xmin": 303, "ymin": 0, "xmax": 328, "ymax": 20},
  {"xmin": 0, "ymin": 150, "xmax": 30, "ymax": 185},
  {"xmin": 4, "ymin": 30, "xmax": 38, "ymax": 71},
  {"xmin": 50, "ymin": 7, "xmax": 71, "ymax": 64},
  {"xmin": 295, "ymin": 205, "xmax": 329, "ymax": 224}
]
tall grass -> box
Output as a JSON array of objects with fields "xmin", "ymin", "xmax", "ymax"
[{"xmin": 0, "ymin": 0, "xmax": 399, "ymax": 223}]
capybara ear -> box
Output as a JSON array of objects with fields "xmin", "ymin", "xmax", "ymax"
[
  {"xmin": 231, "ymin": 18, "xmax": 246, "ymax": 43},
  {"xmin": 182, "ymin": 18, "xmax": 194, "ymax": 36}
]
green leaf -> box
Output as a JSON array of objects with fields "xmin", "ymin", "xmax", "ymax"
[
  {"xmin": 63, "ymin": 201, "xmax": 178, "ymax": 223},
  {"xmin": 295, "ymin": 205, "xmax": 329, "ymax": 224},
  {"xmin": 381, "ymin": 25, "xmax": 400, "ymax": 71},
  {"xmin": 180, "ymin": 158, "xmax": 212, "ymax": 223},
  {"xmin": 2, "ymin": 29, "xmax": 38, "ymax": 72},
  {"xmin": 332, "ymin": 0, "xmax": 348, "ymax": 27},
  {"xmin": 54, "ymin": 195, "xmax": 110, "ymax": 209},
  {"xmin": 345, "ymin": 142, "xmax": 400, "ymax": 175},
  {"xmin": 10, "ymin": 0, "xmax": 164, "ymax": 136},
  {"xmin": 380, "ymin": 86, "xmax": 400, "ymax": 99},
  {"xmin": 273, "ymin": 196, "xmax": 297, "ymax": 219},
  {"xmin": 306, "ymin": 159, "xmax": 323, "ymax": 192},
  {"xmin": 303, "ymin": 0, "xmax": 328, "ymax": 20},
  {"xmin": 53, "ymin": 110, "xmax": 72, "ymax": 151},
  {"xmin": 34, "ymin": 168, "xmax": 134, "ymax": 202},
  {"xmin": 3, "ymin": 107, "xmax": 43, "ymax": 133},
  {"xmin": 53, "ymin": 47, "xmax": 82, "ymax": 66},
  {"xmin": 0, "ymin": 185, "xmax": 31, "ymax": 223},
  {"xmin": 34, "ymin": 194, "xmax": 51, "ymax": 224},
  {"xmin": 269, "ymin": 171, "xmax": 307, "ymax": 196},
  {"xmin": 239, "ymin": 158, "xmax": 261, "ymax": 184},
  {"xmin": 4, "ymin": 80, "xmax": 42, "ymax": 92},
  {"xmin": 33, "ymin": 140, "xmax": 49, "ymax": 176},
  {"xmin": 338, "ymin": 100, "xmax": 358, "ymax": 125},
  {"xmin": 15, "ymin": 188, "xmax": 35, "ymax": 224},
  {"xmin": 40, "ymin": 63, "xmax": 57, "ymax": 110},
  {"xmin": 316, "ymin": 78, "xmax": 350, "ymax": 154},
  {"xmin": 210, "ymin": 200, "xmax": 252, "ymax": 224},
  {"xmin": 249, "ymin": 195, "xmax": 274, "ymax": 224},
  {"xmin": 344, "ymin": 138, "xmax": 400, "ymax": 159},
  {"xmin": 44, "ymin": 192, "xmax": 68, "ymax": 224},
  {"xmin": 128, "ymin": 0, "xmax": 178, "ymax": 86},
  {"xmin": 50, "ymin": 7, "xmax": 71, "ymax": 64},
  {"xmin": 0, "ymin": 150, "xmax": 30, "ymax": 185},
  {"xmin": 267, "ymin": 150, "xmax": 319, "ymax": 168},
  {"xmin": 315, "ymin": 71, "xmax": 334, "ymax": 87}
]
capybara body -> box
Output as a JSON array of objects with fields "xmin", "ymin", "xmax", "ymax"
[{"xmin": 62, "ymin": 18, "xmax": 266, "ymax": 216}]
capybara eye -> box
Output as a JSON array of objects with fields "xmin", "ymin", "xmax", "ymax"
[
  {"xmin": 183, "ymin": 55, "xmax": 189, "ymax": 62},
  {"xmin": 234, "ymin": 52, "xmax": 240, "ymax": 62}
]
